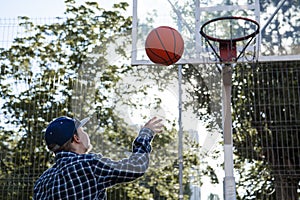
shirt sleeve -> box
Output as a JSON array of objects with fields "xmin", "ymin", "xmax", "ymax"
[{"xmin": 94, "ymin": 127, "xmax": 154, "ymax": 188}]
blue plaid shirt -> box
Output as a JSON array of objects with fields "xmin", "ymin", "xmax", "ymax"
[{"xmin": 34, "ymin": 128, "xmax": 154, "ymax": 200}]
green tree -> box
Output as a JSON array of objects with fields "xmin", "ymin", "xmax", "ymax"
[
  {"xmin": 0, "ymin": 1, "xmax": 202, "ymax": 199},
  {"xmin": 0, "ymin": 0, "xmax": 131, "ymax": 199}
]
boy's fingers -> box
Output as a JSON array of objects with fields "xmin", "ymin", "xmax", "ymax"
[{"xmin": 144, "ymin": 117, "xmax": 164, "ymax": 133}]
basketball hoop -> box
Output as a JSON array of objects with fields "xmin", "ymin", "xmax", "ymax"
[
  {"xmin": 200, "ymin": 16, "xmax": 260, "ymax": 63},
  {"xmin": 200, "ymin": 16, "xmax": 260, "ymax": 200}
]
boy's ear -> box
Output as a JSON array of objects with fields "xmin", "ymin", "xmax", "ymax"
[{"xmin": 72, "ymin": 134, "xmax": 80, "ymax": 143}]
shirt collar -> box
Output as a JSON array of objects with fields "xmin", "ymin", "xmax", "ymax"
[{"xmin": 55, "ymin": 151, "xmax": 78, "ymax": 161}]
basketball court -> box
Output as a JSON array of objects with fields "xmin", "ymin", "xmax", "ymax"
[{"xmin": 0, "ymin": 0, "xmax": 299, "ymax": 199}]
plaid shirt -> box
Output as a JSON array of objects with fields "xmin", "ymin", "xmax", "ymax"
[{"xmin": 34, "ymin": 128, "xmax": 154, "ymax": 200}]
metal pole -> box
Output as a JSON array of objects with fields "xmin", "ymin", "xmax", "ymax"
[
  {"xmin": 222, "ymin": 64, "xmax": 236, "ymax": 200},
  {"xmin": 131, "ymin": 0, "xmax": 138, "ymax": 65},
  {"xmin": 178, "ymin": 64, "xmax": 184, "ymax": 200},
  {"xmin": 177, "ymin": 10, "xmax": 184, "ymax": 200},
  {"xmin": 195, "ymin": 0, "xmax": 201, "ymax": 59}
]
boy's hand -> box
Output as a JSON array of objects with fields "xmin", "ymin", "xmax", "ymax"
[{"xmin": 143, "ymin": 117, "xmax": 164, "ymax": 134}]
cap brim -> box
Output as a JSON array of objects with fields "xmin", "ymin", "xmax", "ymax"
[{"xmin": 75, "ymin": 117, "xmax": 90, "ymax": 129}]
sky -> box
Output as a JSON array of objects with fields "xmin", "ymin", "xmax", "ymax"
[
  {"xmin": 0, "ymin": 0, "xmax": 134, "ymax": 18},
  {"xmin": 0, "ymin": 0, "xmax": 66, "ymax": 18}
]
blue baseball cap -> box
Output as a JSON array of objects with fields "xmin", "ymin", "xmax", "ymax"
[{"xmin": 45, "ymin": 116, "xmax": 90, "ymax": 151}]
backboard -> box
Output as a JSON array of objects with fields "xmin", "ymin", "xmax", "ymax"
[{"xmin": 131, "ymin": 0, "xmax": 300, "ymax": 65}]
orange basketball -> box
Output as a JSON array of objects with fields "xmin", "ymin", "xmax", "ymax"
[{"xmin": 145, "ymin": 26, "xmax": 184, "ymax": 66}]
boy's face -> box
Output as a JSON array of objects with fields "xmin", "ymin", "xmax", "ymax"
[{"xmin": 77, "ymin": 127, "xmax": 92, "ymax": 153}]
